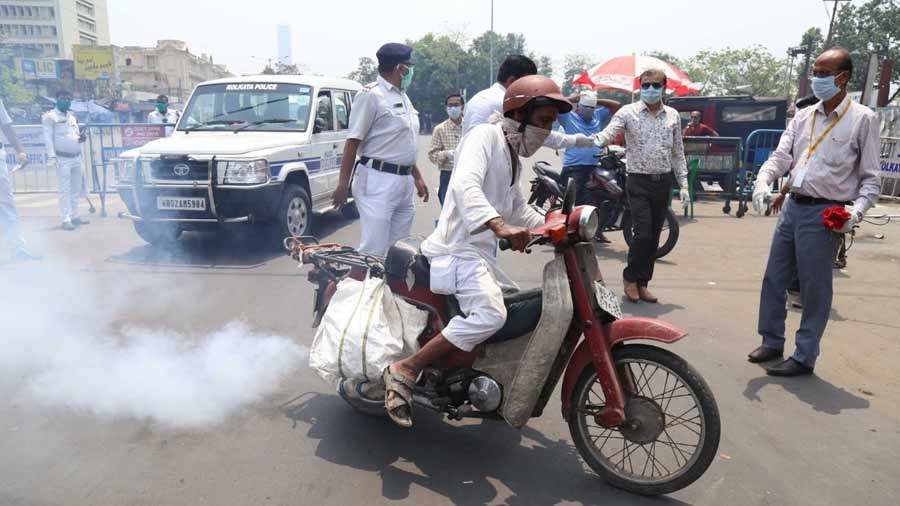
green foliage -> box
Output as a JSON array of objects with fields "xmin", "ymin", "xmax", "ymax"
[
  {"xmin": 0, "ymin": 43, "xmax": 32, "ymax": 106},
  {"xmin": 532, "ymin": 54, "xmax": 553, "ymax": 78},
  {"xmin": 828, "ymin": 0, "xmax": 900, "ymax": 95},
  {"xmin": 680, "ymin": 46, "xmax": 787, "ymax": 97},
  {"xmin": 561, "ymin": 53, "xmax": 598, "ymax": 96},
  {"xmin": 346, "ymin": 57, "xmax": 378, "ymax": 85}
]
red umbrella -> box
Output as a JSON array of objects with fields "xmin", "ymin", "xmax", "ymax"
[{"xmin": 573, "ymin": 55, "xmax": 701, "ymax": 96}]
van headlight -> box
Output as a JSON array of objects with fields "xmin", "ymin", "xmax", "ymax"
[
  {"xmin": 577, "ymin": 206, "xmax": 600, "ymax": 241},
  {"xmin": 219, "ymin": 159, "xmax": 269, "ymax": 184},
  {"xmin": 118, "ymin": 159, "xmax": 136, "ymax": 183}
]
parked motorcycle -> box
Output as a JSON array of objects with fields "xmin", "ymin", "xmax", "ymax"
[
  {"xmin": 289, "ymin": 181, "xmax": 720, "ymax": 496},
  {"xmin": 528, "ymin": 146, "xmax": 680, "ymax": 259}
]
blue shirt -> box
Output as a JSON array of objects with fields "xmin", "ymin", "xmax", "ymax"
[{"xmin": 556, "ymin": 107, "xmax": 611, "ymax": 167}]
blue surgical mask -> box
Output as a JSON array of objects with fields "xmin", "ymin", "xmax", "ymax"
[
  {"xmin": 446, "ymin": 106, "xmax": 462, "ymax": 120},
  {"xmin": 640, "ymin": 87, "xmax": 663, "ymax": 105},
  {"xmin": 811, "ymin": 73, "xmax": 843, "ymax": 102}
]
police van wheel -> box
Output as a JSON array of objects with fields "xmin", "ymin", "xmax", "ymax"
[
  {"xmin": 340, "ymin": 201, "xmax": 359, "ymax": 220},
  {"xmin": 133, "ymin": 222, "xmax": 183, "ymax": 247},
  {"xmin": 276, "ymin": 184, "xmax": 313, "ymax": 241}
]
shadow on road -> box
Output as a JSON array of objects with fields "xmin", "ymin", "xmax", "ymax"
[
  {"xmin": 742, "ymin": 375, "xmax": 870, "ymax": 415},
  {"xmin": 280, "ymin": 393, "xmax": 694, "ymax": 506},
  {"xmin": 106, "ymin": 211, "xmax": 355, "ymax": 269}
]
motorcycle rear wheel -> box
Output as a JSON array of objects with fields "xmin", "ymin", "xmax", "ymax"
[
  {"xmin": 621, "ymin": 208, "xmax": 680, "ymax": 259},
  {"xmin": 568, "ymin": 344, "xmax": 720, "ymax": 496}
]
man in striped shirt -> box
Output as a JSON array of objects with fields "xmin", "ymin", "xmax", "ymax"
[{"xmin": 428, "ymin": 93, "xmax": 464, "ymax": 206}]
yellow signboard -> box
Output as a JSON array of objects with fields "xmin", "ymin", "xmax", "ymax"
[{"xmin": 73, "ymin": 45, "xmax": 115, "ymax": 80}]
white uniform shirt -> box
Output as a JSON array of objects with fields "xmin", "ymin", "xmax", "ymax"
[
  {"xmin": 596, "ymin": 101, "xmax": 689, "ymax": 189},
  {"xmin": 755, "ymin": 95, "xmax": 881, "ymax": 213},
  {"xmin": 347, "ymin": 75, "xmax": 419, "ymax": 166},
  {"xmin": 41, "ymin": 108, "xmax": 81, "ymax": 157},
  {"xmin": 0, "ymin": 99, "xmax": 11, "ymax": 157},
  {"xmin": 422, "ymin": 123, "xmax": 545, "ymax": 290},
  {"xmin": 461, "ymin": 81, "xmax": 577, "ymax": 150}
]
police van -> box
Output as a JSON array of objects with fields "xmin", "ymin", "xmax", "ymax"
[{"xmin": 116, "ymin": 75, "xmax": 362, "ymax": 246}]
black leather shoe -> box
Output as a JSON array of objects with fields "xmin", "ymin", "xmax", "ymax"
[
  {"xmin": 747, "ymin": 346, "xmax": 783, "ymax": 363},
  {"xmin": 766, "ymin": 358, "xmax": 814, "ymax": 377}
]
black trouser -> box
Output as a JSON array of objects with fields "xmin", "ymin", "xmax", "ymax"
[
  {"xmin": 438, "ymin": 170, "xmax": 452, "ymax": 207},
  {"xmin": 624, "ymin": 172, "xmax": 674, "ymax": 286},
  {"xmin": 560, "ymin": 165, "xmax": 593, "ymax": 205}
]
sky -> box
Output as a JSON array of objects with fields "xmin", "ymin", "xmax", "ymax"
[{"xmin": 109, "ymin": 0, "xmax": 841, "ymax": 79}]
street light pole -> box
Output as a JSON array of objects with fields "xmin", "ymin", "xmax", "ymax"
[
  {"xmin": 489, "ymin": 0, "xmax": 494, "ymax": 86},
  {"xmin": 825, "ymin": 0, "xmax": 850, "ymax": 48}
]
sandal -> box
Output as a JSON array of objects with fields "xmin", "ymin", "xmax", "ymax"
[{"xmin": 383, "ymin": 366, "xmax": 415, "ymax": 428}]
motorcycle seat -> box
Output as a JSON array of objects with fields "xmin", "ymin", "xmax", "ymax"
[
  {"xmin": 447, "ymin": 289, "xmax": 544, "ymax": 345},
  {"xmin": 385, "ymin": 237, "xmax": 430, "ymax": 284}
]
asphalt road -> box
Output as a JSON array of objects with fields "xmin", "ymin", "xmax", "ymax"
[{"xmin": 2, "ymin": 137, "xmax": 900, "ymax": 506}]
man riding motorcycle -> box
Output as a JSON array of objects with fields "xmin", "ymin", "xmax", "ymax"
[{"xmin": 383, "ymin": 75, "xmax": 573, "ymax": 427}]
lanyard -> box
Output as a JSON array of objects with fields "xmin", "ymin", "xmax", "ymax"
[{"xmin": 807, "ymin": 100, "xmax": 851, "ymax": 157}]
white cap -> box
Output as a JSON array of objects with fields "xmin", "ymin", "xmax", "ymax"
[{"xmin": 578, "ymin": 91, "xmax": 598, "ymax": 108}]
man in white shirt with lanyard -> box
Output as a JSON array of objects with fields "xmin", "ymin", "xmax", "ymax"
[
  {"xmin": 331, "ymin": 42, "xmax": 429, "ymax": 256},
  {"xmin": 748, "ymin": 48, "xmax": 881, "ymax": 376}
]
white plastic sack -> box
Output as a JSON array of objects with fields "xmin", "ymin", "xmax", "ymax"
[{"xmin": 309, "ymin": 276, "xmax": 426, "ymax": 386}]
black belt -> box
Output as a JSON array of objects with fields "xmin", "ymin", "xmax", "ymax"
[
  {"xmin": 789, "ymin": 193, "xmax": 850, "ymax": 206},
  {"xmin": 359, "ymin": 156, "xmax": 412, "ymax": 176},
  {"xmin": 55, "ymin": 150, "xmax": 80, "ymax": 158},
  {"xmin": 629, "ymin": 171, "xmax": 672, "ymax": 182}
]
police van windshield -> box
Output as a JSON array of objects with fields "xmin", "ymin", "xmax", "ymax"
[{"xmin": 179, "ymin": 83, "xmax": 313, "ymax": 132}]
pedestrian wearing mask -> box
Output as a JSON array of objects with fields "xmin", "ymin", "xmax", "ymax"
[
  {"xmin": 147, "ymin": 94, "xmax": 181, "ymax": 136},
  {"xmin": 0, "ymin": 97, "xmax": 41, "ymax": 261},
  {"xmin": 428, "ymin": 93, "xmax": 464, "ymax": 206},
  {"xmin": 42, "ymin": 90, "xmax": 89, "ymax": 231},
  {"xmin": 332, "ymin": 42, "xmax": 429, "ymax": 256},
  {"xmin": 748, "ymin": 48, "xmax": 881, "ymax": 376},
  {"xmin": 594, "ymin": 69, "xmax": 690, "ymax": 304}
]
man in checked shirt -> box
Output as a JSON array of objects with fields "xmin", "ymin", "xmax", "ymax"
[
  {"xmin": 428, "ymin": 93, "xmax": 464, "ymax": 206},
  {"xmin": 748, "ymin": 48, "xmax": 881, "ymax": 376},
  {"xmin": 594, "ymin": 68, "xmax": 691, "ymax": 304}
]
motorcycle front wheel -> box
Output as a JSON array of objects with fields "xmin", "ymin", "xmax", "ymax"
[
  {"xmin": 568, "ymin": 344, "xmax": 721, "ymax": 496},
  {"xmin": 621, "ymin": 208, "xmax": 680, "ymax": 259}
]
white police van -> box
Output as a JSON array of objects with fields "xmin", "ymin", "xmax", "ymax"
[{"xmin": 116, "ymin": 74, "xmax": 362, "ymax": 246}]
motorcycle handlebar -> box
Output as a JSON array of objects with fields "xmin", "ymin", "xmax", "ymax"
[{"xmin": 498, "ymin": 235, "xmax": 544, "ymax": 254}]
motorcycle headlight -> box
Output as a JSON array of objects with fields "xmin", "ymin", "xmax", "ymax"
[
  {"xmin": 577, "ymin": 206, "xmax": 600, "ymax": 241},
  {"xmin": 219, "ymin": 159, "xmax": 269, "ymax": 184}
]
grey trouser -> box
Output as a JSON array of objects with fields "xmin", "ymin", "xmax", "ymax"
[{"xmin": 757, "ymin": 198, "xmax": 838, "ymax": 367}]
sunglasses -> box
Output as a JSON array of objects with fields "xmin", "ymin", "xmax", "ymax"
[{"xmin": 641, "ymin": 82, "xmax": 663, "ymax": 90}]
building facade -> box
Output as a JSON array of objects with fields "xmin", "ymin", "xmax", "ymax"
[
  {"xmin": 0, "ymin": 0, "xmax": 109, "ymax": 58},
  {"xmin": 117, "ymin": 39, "xmax": 232, "ymax": 102}
]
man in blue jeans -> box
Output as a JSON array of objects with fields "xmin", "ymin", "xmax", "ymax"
[{"xmin": 557, "ymin": 91, "xmax": 619, "ymax": 240}]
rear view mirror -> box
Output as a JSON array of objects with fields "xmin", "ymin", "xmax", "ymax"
[{"xmin": 562, "ymin": 178, "xmax": 576, "ymax": 215}]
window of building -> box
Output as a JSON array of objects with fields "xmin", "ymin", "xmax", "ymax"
[
  {"xmin": 146, "ymin": 55, "xmax": 158, "ymax": 70},
  {"xmin": 79, "ymin": 35, "xmax": 96, "ymax": 45},
  {"xmin": 78, "ymin": 19, "xmax": 96, "ymax": 32},
  {"xmin": 76, "ymin": 2, "xmax": 95, "ymax": 16}
]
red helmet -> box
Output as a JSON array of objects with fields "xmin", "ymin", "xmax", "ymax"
[{"xmin": 502, "ymin": 75, "xmax": 573, "ymax": 115}]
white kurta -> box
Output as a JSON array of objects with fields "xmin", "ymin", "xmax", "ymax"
[{"xmin": 421, "ymin": 123, "xmax": 545, "ymax": 351}]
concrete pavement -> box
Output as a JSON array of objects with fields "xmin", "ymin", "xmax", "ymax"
[{"xmin": 2, "ymin": 138, "xmax": 899, "ymax": 506}]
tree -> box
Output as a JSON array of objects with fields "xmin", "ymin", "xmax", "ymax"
[
  {"xmin": 346, "ymin": 57, "xmax": 378, "ymax": 85},
  {"xmin": 680, "ymin": 46, "xmax": 786, "ymax": 96},
  {"xmin": 0, "ymin": 42, "xmax": 31, "ymax": 106},
  {"xmin": 464, "ymin": 31, "xmax": 528, "ymax": 91},
  {"xmin": 828, "ymin": 0, "xmax": 900, "ymax": 98},
  {"xmin": 561, "ymin": 53, "xmax": 599, "ymax": 96},
  {"xmin": 532, "ymin": 54, "xmax": 553, "ymax": 78},
  {"xmin": 643, "ymin": 51, "xmax": 683, "ymax": 69},
  {"xmin": 405, "ymin": 33, "xmax": 468, "ymax": 131}
]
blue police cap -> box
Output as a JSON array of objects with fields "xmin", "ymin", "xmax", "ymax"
[{"xmin": 376, "ymin": 43, "xmax": 413, "ymax": 67}]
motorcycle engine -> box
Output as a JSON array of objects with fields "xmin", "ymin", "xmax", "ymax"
[{"xmin": 468, "ymin": 375, "xmax": 502, "ymax": 413}]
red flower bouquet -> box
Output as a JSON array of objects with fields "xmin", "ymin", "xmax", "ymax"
[{"xmin": 822, "ymin": 206, "xmax": 851, "ymax": 231}]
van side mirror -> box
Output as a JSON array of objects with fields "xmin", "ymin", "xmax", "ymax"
[{"xmin": 313, "ymin": 117, "xmax": 326, "ymax": 134}]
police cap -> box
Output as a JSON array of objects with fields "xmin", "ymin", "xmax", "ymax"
[{"xmin": 376, "ymin": 43, "xmax": 413, "ymax": 67}]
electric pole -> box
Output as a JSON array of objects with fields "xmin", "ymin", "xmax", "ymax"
[{"xmin": 825, "ymin": 0, "xmax": 850, "ymax": 47}]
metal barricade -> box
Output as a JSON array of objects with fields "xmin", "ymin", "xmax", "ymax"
[
  {"xmin": 4, "ymin": 123, "xmax": 165, "ymax": 215},
  {"xmin": 880, "ymin": 136, "xmax": 900, "ymax": 199},
  {"xmin": 682, "ymin": 136, "xmax": 743, "ymax": 197},
  {"xmin": 730, "ymin": 129, "xmax": 784, "ymax": 218}
]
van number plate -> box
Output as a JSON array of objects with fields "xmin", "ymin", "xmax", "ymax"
[{"xmin": 157, "ymin": 197, "xmax": 206, "ymax": 211}]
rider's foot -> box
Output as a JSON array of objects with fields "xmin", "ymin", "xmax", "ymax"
[
  {"xmin": 595, "ymin": 232, "xmax": 611, "ymax": 244},
  {"xmin": 383, "ymin": 363, "xmax": 417, "ymax": 428}
]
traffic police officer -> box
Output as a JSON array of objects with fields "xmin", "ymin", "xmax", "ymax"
[
  {"xmin": 332, "ymin": 42, "xmax": 428, "ymax": 256},
  {"xmin": 148, "ymin": 94, "xmax": 181, "ymax": 136},
  {"xmin": 1, "ymin": 97, "xmax": 40, "ymax": 261},
  {"xmin": 42, "ymin": 89, "xmax": 89, "ymax": 231}
]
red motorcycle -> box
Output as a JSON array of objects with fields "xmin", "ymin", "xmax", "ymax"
[{"xmin": 290, "ymin": 181, "xmax": 720, "ymax": 496}]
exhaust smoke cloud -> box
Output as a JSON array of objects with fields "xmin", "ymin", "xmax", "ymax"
[{"xmin": 1, "ymin": 262, "xmax": 306, "ymax": 429}]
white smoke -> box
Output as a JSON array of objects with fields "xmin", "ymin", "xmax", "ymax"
[{"xmin": 0, "ymin": 262, "xmax": 306, "ymax": 429}]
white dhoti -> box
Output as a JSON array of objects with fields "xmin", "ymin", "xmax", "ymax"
[
  {"xmin": 429, "ymin": 256, "xmax": 506, "ymax": 352},
  {"xmin": 56, "ymin": 155, "xmax": 83, "ymax": 222},
  {"xmin": 353, "ymin": 164, "xmax": 415, "ymax": 257}
]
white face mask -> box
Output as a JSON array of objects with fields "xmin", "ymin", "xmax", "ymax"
[{"xmin": 502, "ymin": 118, "xmax": 550, "ymax": 157}]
